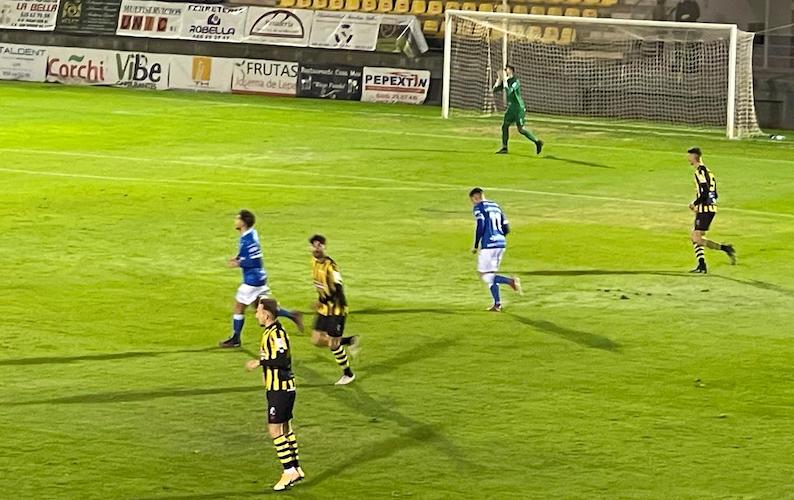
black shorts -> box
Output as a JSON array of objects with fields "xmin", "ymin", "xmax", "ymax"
[
  {"xmin": 694, "ymin": 212, "xmax": 716, "ymax": 231},
  {"xmin": 313, "ymin": 314, "xmax": 346, "ymax": 337},
  {"xmin": 266, "ymin": 390, "xmax": 295, "ymax": 424}
]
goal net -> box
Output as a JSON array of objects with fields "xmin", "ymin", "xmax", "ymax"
[{"xmin": 442, "ymin": 11, "xmax": 763, "ymax": 139}]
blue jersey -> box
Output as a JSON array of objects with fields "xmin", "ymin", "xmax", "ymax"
[
  {"xmin": 238, "ymin": 229, "xmax": 267, "ymax": 287},
  {"xmin": 473, "ymin": 200, "xmax": 510, "ymax": 250}
]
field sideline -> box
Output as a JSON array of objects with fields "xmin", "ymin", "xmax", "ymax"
[{"xmin": 1, "ymin": 82, "xmax": 794, "ymax": 499}]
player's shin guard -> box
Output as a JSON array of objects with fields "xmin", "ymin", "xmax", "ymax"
[
  {"xmin": 286, "ymin": 431, "xmax": 300, "ymax": 469},
  {"xmin": 273, "ymin": 434, "xmax": 293, "ymax": 471},
  {"xmin": 481, "ymin": 272, "xmax": 499, "ymax": 304},
  {"xmin": 331, "ymin": 346, "xmax": 353, "ymax": 377},
  {"xmin": 489, "ymin": 283, "xmax": 501, "ymax": 305},
  {"xmin": 232, "ymin": 314, "xmax": 245, "ymax": 339},
  {"xmin": 692, "ymin": 242, "xmax": 706, "ymax": 266},
  {"xmin": 501, "ymin": 124, "xmax": 510, "ymax": 148},
  {"xmin": 491, "ymin": 275, "xmax": 513, "ymax": 304},
  {"xmin": 518, "ymin": 126, "xmax": 538, "ymax": 144}
]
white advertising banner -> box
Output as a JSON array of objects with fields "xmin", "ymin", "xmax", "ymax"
[
  {"xmin": 361, "ymin": 66, "xmax": 430, "ymax": 104},
  {"xmin": 0, "ymin": 0, "xmax": 59, "ymax": 31},
  {"xmin": 46, "ymin": 46, "xmax": 119, "ymax": 85},
  {"xmin": 0, "ymin": 43, "xmax": 47, "ymax": 82},
  {"xmin": 179, "ymin": 4, "xmax": 246, "ymax": 43},
  {"xmin": 116, "ymin": 0, "xmax": 182, "ymax": 38},
  {"xmin": 114, "ymin": 51, "xmax": 169, "ymax": 89},
  {"xmin": 232, "ymin": 58, "xmax": 297, "ymax": 96},
  {"xmin": 309, "ymin": 11, "xmax": 379, "ymax": 52},
  {"xmin": 244, "ymin": 7, "xmax": 312, "ymax": 47},
  {"xmin": 169, "ymin": 54, "xmax": 233, "ymax": 92}
]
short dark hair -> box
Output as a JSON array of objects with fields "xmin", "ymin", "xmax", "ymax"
[
  {"xmin": 505, "ymin": 64, "xmax": 515, "ymax": 72},
  {"xmin": 238, "ymin": 209, "xmax": 255, "ymax": 228},
  {"xmin": 469, "ymin": 187, "xmax": 484, "ymax": 198},
  {"xmin": 255, "ymin": 296, "xmax": 279, "ymax": 316},
  {"xmin": 309, "ymin": 234, "xmax": 326, "ymax": 245},
  {"xmin": 687, "ymin": 147, "xmax": 702, "ymax": 158}
]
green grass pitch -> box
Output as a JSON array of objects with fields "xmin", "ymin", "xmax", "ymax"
[{"xmin": 1, "ymin": 81, "xmax": 794, "ymax": 499}]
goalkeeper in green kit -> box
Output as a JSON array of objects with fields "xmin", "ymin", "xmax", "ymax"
[{"xmin": 493, "ymin": 65, "xmax": 544, "ymax": 155}]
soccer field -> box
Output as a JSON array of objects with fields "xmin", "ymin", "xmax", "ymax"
[{"xmin": 2, "ymin": 81, "xmax": 794, "ymax": 499}]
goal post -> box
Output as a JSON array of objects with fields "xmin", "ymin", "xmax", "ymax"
[{"xmin": 442, "ymin": 11, "xmax": 763, "ymax": 139}]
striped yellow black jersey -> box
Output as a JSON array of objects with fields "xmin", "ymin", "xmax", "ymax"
[
  {"xmin": 312, "ymin": 256, "xmax": 348, "ymax": 317},
  {"xmin": 693, "ymin": 164, "xmax": 718, "ymax": 213},
  {"xmin": 259, "ymin": 321, "xmax": 295, "ymax": 392}
]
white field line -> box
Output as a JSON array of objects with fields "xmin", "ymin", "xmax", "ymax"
[
  {"xmin": 105, "ymin": 109, "xmax": 794, "ymax": 166},
  {"xmin": 0, "ymin": 166, "xmax": 430, "ymax": 191},
  {"xmin": 2, "ymin": 148, "xmax": 793, "ymax": 220},
  {"xmin": 0, "ymin": 148, "xmax": 456, "ymax": 188}
]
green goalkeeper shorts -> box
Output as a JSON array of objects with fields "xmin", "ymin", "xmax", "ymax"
[{"xmin": 503, "ymin": 109, "xmax": 526, "ymax": 127}]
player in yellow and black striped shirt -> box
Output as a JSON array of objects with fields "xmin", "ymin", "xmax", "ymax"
[
  {"xmin": 686, "ymin": 147, "xmax": 736, "ymax": 273},
  {"xmin": 309, "ymin": 234, "xmax": 360, "ymax": 385},
  {"xmin": 245, "ymin": 297, "xmax": 303, "ymax": 491}
]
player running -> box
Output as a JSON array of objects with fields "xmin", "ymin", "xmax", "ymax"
[
  {"xmin": 686, "ymin": 147, "xmax": 736, "ymax": 273},
  {"xmin": 493, "ymin": 65, "xmax": 544, "ymax": 155},
  {"xmin": 219, "ymin": 210, "xmax": 303, "ymax": 348},
  {"xmin": 469, "ymin": 188, "xmax": 522, "ymax": 311},
  {"xmin": 308, "ymin": 234, "xmax": 359, "ymax": 385},
  {"xmin": 245, "ymin": 297, "xmax": 304, "ymax": 491}
]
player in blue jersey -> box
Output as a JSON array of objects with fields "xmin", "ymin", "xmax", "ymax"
[
  {"xmin": 469, "ymin": 188, "xmax": 523, "ymax": 312},
  {"xmin": 219, "ymin": 210, "xmax": 303, "ymax": 348}
]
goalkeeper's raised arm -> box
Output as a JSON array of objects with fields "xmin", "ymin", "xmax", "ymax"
[{"xmin": 492, "ymin": 73, "xmax": 505, "ymax": 93}]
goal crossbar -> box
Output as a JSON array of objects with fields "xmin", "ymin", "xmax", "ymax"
[{"xmin": 444, "ymin": 10, "xmax": 738, "ymax": 31}]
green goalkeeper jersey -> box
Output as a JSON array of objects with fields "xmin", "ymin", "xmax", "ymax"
[{"xmin": 495, "ymin": 77, "xmax": 526, "ymax": 113}]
